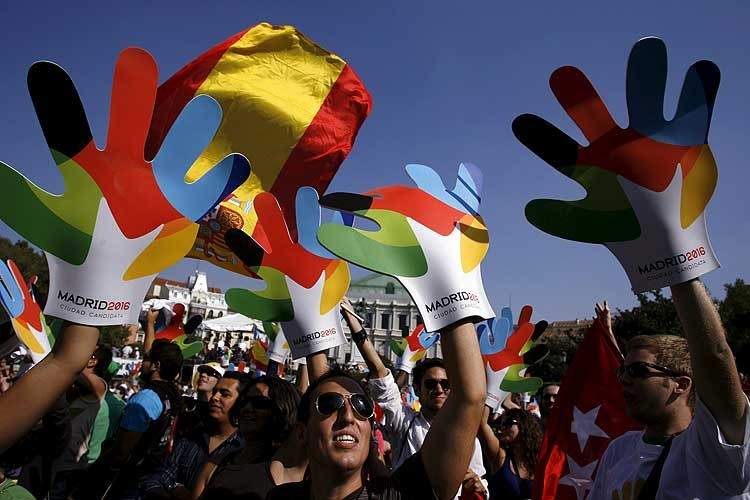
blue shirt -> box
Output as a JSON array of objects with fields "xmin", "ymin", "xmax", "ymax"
[{"xmin": 120, "ymin": 389, "xmax": 163, "ymax": 433}]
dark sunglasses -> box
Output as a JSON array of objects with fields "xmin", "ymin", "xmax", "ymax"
[
  {"xmin": 423, "ymin": 378, "xmax": 450, "ymax": 391},
  {"xmin": 244, "ymin": 395, "xmax": 274, "ymax": 411},
  {"xmin": 315, "ymin": 392, "xmax": 374, "ymax": 421},
  {"xmin": 616, "ymin": 361, "xmax": 683, "ymax": 380},
  {"xmin": 500, "ymin": 418, "xmax": 519, "ymax": 428}
]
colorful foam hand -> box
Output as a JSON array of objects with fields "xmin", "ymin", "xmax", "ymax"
[
  {"xmin": 0, "ymin": 260, "xmax": 53, "ymax": 363},
  {"xmin": 154, "ymin": 304, "xmax": 203, "ymax": 358},
  {"xmin": 513, "ymin": 37, "xmax": 720, "ymax": 292},
  {"xmin": 317, "ymin": 163, "xmax": 493, "ymax": 332},
  {"xmin": 389, "ymin": 323, "xmax": 440, "ymax": 374},
  {"xmin": 482, "ymin": 305, "xmax": 549, "ymax": 410},
  {"xmin": 0, "ymin": 49, "xmax": 250, "ymax": 325},
  {"xmin": 250, "ymin": 339, "xmax": 270, "ymax": 372},
  {"xmin": 225, "ymin": 191, "xmax": 350, "ymax": 359},
  {"xmin": 262, "ymin": 321, "xmax": 292, "ymax": 364}
]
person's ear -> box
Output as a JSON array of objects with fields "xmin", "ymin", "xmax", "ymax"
[{"xmin": 673, "ymin": 376, "xmax": 692, "ymax": 397}]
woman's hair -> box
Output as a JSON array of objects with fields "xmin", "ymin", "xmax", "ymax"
[
  {"xmin": 501, "ymin": 409, "xmax": 544, "ymax": 474},
  {"xmin": 253, "ymin": 375, "xmax": 301, "ymax": 446},
  {"xmin": 92, "ymin": 344, "xmax": 113, "ymax": 379}
]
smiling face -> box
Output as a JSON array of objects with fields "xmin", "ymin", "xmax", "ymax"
[
  {"xmin": 209, "ymin": 377, "xmax": 241, "ymax": 425},
  {"xmin": 304, "ymin": 378, "xmax": 371, "ymax": 475},
  {"xmin": 418, "ymin": 366, "xmax": 450, "ymax": 412}
]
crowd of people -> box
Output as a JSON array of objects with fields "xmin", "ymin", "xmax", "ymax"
[{"xmin": 0, "ymin": 277, "xmax": 747, "ymax": 499}]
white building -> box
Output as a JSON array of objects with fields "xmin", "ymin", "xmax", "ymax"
[
  {"xmin": 332, "ymin": 273, "xmax": 442, "ymax": 366},
  {"xmin": 146, "ymin": 271, "xmax": 229, "ymax": 320}
]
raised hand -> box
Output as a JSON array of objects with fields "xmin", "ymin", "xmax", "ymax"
[
  {"xmin": 0, "ymin": 48, "xmax": 250, "ymax": 325},
  {"xmin": 0, "ymin": 260, "xmax": 53, "ymax": 363},
  {"xmin": 389, "ymin": 323, "xmax": 440, "ymax": 374},
  {"xmin": 317, "ymin": 163, "xmax": 493, "ymax": 332},
  {"xmin": 154, "ymin": 304, "xmax": 203, "ymax": 358},
  {"xmin": 225, "ymin": 190, "xmax": 350, "ymax": 359},
  {"xmin": 483, "ymin": 306, "xmax": 549, "ymax": 409},
  {"xmin": 513, "ymin": 37, "xmax": 720, "ymax": 292}
]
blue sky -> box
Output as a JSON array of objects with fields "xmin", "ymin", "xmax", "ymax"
[{"xmin": 1, "ymin": 1, "xmax": 748, "ymax": 321}]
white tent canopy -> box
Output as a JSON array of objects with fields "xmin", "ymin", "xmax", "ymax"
[{"xmin": 198, "ymin": 313, "xmax": 264, "ymax": 334}]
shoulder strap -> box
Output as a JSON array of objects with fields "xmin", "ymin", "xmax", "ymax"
[{"xmin": 636, "ymin": 436, "xmax": 674, "ymax": 500}]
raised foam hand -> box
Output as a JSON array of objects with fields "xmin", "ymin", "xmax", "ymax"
[
  {"xmin": 318, "ymin": 163, "xmax": 494, "ymax": 332},
  {"xmin": 225, "ymin": 191, "xmax": 350, "ymax": 359},
  {"xmin": 250, "ymin": 339, "xmax": 270, "ymax": 372},
  {"xmin": 513, "ymin": 37, "xmax": 720, "ymax": 292},
  {"xmin": 0, "ymin": 49, "xmax": 250, "ymax": 325},
  {"xmin": 262, "ymin": 321, "xmax": 291, "ymax": 364},
  {"xmin": 154, "ymin": 304, "xmax": 203, "ymax": 358},
  {"xmin": 389, "ymin": 323, "xmax": 440, "ymax": 374},
  {"xmin": 0, "ymin": 260, "xmax": 53, "ymax": 363},
  {"xmin": 483, "ymin": 306, "xmax": 549, "ymax": 410}
]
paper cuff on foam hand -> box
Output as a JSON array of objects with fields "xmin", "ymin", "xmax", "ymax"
[
  {"xmin": 281, "ymin": 274, "xmax": 347, "ymax": 359},
  {"xmin": 45, "ymin": 201, "xmax": 161, "ymax": 325},
  {"xmin": 485, "ymin": 364, "xmax": 510, "ymax": 412},
  {"xmin": 606, "ymin": 173, "xmax": 719, "ymax": 292},
  {"xmin": 268, "ymin": 327, "xmax": 291, "ymax": 364},
  {"xmin": 399, "ymin": 220, "xmax": 494, "ymax": 332}
]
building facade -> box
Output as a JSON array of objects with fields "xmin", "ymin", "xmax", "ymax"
[
  {"xmin": 331, "ymin": 273, "xmax": 442, "ymax": 366},
  {"xmin": 146, "ymin": 271, "xmax": 229, "ymax": 320}
]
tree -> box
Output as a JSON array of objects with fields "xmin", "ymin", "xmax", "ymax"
[
  {"xmin": 531, "ymin": 332, "xmax": 583, "ymax": 383},
  {"xmin": 612, "ymin": 290, "xmax": 683, "ymax": 345},
  {"xmin": 0, "ymin": 237, "xmax": 49, "ymax": 298},
  {"xmin": 720, "ymin": 279, "xmax": 750, "ymax": 374},
  {"xmin": 99, "ymin": 325, "xmax": 131, "ymax": 348}
]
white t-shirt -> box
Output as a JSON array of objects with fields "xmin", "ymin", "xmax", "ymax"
[{"xmin": 589, "ymin": 396, "xmax": 750, "ymax": 499}]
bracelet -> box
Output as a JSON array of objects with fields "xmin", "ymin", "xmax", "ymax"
[{"xmin": 351, "ymin": 329, "xmax": 368, "ymax": 344}]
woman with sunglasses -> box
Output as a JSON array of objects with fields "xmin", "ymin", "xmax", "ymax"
[
  {"xmin": 267, "ymin": 317, "xmax": 486, "ymax": 500},
  {"xmin": 191, "ymin": 376, "xmax": 305, "ymax": 500},
  {"xmin": 477, "ymin": 406, "xmax": 543, "ymax": 500}
]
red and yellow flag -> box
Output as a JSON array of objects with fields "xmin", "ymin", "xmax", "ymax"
[{"xmin": 146, "ymin": 23, "xmax": 372, "ymax": 276}]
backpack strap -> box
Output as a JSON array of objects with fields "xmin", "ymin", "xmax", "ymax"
[{"xmin": 636, "ymin": 436, "xmax": 675, "ymax": 500}]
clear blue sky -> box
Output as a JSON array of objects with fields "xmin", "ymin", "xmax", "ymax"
[{"xmin": 1, "ymin": 1, "xmax": 748, "ymax": 321}]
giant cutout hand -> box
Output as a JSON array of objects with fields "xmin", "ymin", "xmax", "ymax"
[
  {"xmin": 389, "ymin": 323, "xmax": 440, "ymax": 374},
  {"xmin": 262, "ymin": 321, "xmax": 292, "ymax": 364},
  {"xmin": 225, "ymin": 191, "xmax": 350, "ymax": 359},
  {"xmin": 481, "ymin": 306, "xmax": 548, "ymax": 410},
  {"xmin": 154, "ymin": 303, "xmax": 203, "ymax": 359},
  {"xmin": 513, "ymin": 38, "xmax": 720, "ymax": 292},
  {"xmin": 0, "ymin": 260, "xmax": 53, "ymax": 363},
  {"xmin": 0, "ymin": 49, "xmax": 250, "ymax": 325},
  {"xmin": 318, "ymin": 163, "xmax": 494, "ymax": 332}
]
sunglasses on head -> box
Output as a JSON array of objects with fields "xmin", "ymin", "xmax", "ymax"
[
  {"xmin": 616, "ymin": 361, "xmax": 683, "ymax": 380},
  {"xmin": 423, "ymin": 378, "xmax": 450, "ymax": 391},
  {"xmin": 500, "ymin": 418, "xmax": 519, "ymax": 428},
  {"xmin": 315, "ymin": 392, "xmax": 374, "ymax": 421},
  {"xmin": 244, "ymin": 395, "xmax": 274, "ymax": 411}
]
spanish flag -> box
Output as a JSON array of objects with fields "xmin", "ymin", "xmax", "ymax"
[{"xmin": 146, "ymin": 23, "xmax": 372, "ymax": 276}]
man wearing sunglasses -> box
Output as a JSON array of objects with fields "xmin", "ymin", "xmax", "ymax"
[
  {"xmin": 268, "ymin": 317, "xmax": 487, "ymax": 499},
  {"xmin": 339, "ymin": 308, "xmax": 487, "ymax": 498},
  {"xmin": 589, "ymin": 284, "xmax": 750, "ymax": 499}
]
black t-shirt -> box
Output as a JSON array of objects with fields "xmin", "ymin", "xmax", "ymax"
[
  {"xmin": 266, "ymin": 451, "xmax": 436, "ymax": 500},
  {"xmin": 202, "ymin": 450, "xmax": 275, "ymax": 500}
]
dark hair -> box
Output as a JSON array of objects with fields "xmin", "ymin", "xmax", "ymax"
[
  {"xmin": 221, "ymin": 371, "xmax": 253, "ymax": 425},
  {"xmin": 500, "ymin": 409, "xmax": 544, "ymax": 473},
  {"xmin": 236, "ymin": 376, "xmax": 301, "ymax": 445},
  {"xmin": 93, "ymin": 344, "xmax": 113, "ymax": 380},
  {"xmin": 412, "ymin": 358, "xmax": 446, "ymax": 389},
  {"xmin": 298, "ymin": 369, "xmax": 370, "ymax": 424},
  {"xmin": 149, "ymin": 340, "xmax": 183, "ymax": 381}
]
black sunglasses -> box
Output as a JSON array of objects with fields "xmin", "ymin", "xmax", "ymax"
[
  {"xmin": 315, "ymin": 392, "xmax": 374, "ymax": 421},
  {"xmin": 617, "ymin": 361, "xmax": 683, "ymax": 380},
  {"xmin": 243, "ymin": 395, "xmax": 274, "ymax": 411},
  {"xmin": 423, "ymin": 378, "xmax": 450, "ymax": 391}
]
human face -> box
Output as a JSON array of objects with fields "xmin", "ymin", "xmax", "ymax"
[
  {"xmin": 239, "ymin": 382, "xmax": 273, "ymax": 437},
  {"xmin": 197, "ymin": 371, "xmax": 220, "ymax": 394},
  {"xmin": 419, "ymin": 367, "xmax": 450, "ymax": 412},
  {"xmin": 619, "ymin": 349, "xmax": 685, "ymax": 424},
  {"xmin": 209, "ymin": 378, "xmax": 241, "ymax": 424},
  {"xmin": 540, "ymin": 385, "xmax": 560, "ymax": 418},
  {"xmin": 305, "ymin": 378, "xmax": 371, "ymax": 475},
  {"xmin": 496, "ymin": 415, "xmax": 520, "ymax": 445}
]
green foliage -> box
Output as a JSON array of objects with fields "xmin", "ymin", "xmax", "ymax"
[
  {"xmin": 720, "ymin": 279, "xmax": 750, "ymax": 374},
  {"xmin": 613, "ymin": 290, "xmax": 683, "ymax": 344},
  {"xmin": 99, "ymin": 325, "xmax": 131, "ymax": 348},
  {"xmin": 0, "ymin": 237, "xmax": 49, "ymax": 297},
  {"xmin": 530, "ymin": 332, "xmax": 583, "ymax": 383}
]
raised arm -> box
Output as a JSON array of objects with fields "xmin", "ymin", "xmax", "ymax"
[
  {"xmin": 477, "ymin": 405, "xmax": 504, "ymax": 474},
  {"xmin": 144, "ymin": 308, "xmax": 158, "ymax": 353},
  {"xmin": 342, "ymin": 300, "xmax": 388, "ymax": 379},
  {"xmin": 305, "ymin": 352, "xmax": 330, "ymax": 383},
  {"xmin": 421, "ymin": 320, "xmax": 486, "ymax": 499},
  {"xmin": 671, "ymin": 279, "xmax": 747, "ymax": 444},
  {"xmin": 295, "ymin": 363, "xmax": 310, "ymax": 393},
  {"xmin": 0, "ymin": 322, "xmax": 99, "ymax": 450}
]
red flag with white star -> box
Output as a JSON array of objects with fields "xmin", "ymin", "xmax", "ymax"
[{"xmin": 533, "ymin": 317, "xmax": 642, "ymax": 500}]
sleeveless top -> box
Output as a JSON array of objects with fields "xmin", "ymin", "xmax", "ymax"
[{"xmin": 487, "ymin": 450, "xmax": 533, "ymax": 500}]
